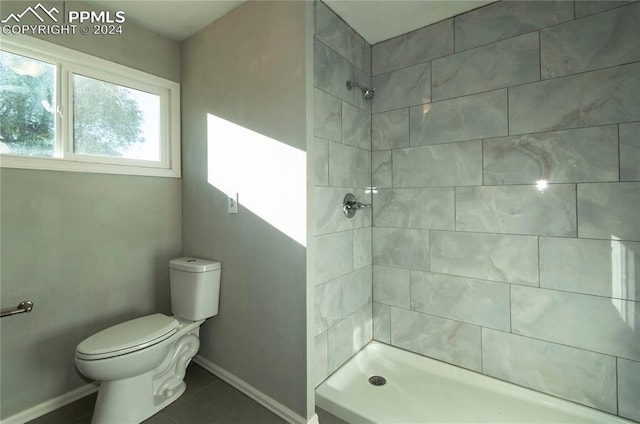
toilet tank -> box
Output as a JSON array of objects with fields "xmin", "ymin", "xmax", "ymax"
[{"xmin": 169, "ymin": 257, "xmax": 221, "ymax": 321}]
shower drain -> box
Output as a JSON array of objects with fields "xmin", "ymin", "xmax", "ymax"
[{"xmin": 368, "ymin": 375, "xmax": 387, "ymax": 386}]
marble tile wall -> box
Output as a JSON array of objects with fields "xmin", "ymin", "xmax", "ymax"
[
  {"xmin": 432, "ymin": 32, "xmax": 540, "ymax": 101},
  {"xmin": 483, "ymin": 126, "xmax": 619, "ymax": 185},
  {"xmin": 369, "ymin": 1, "xmax": 640, "ymax": 420},
  {"xmin": 311, "ymin": 1, "xmax": 373, "ymax": 387},
  {"xmin": 540, "ymin": 3, "xmax": 640, "ymax": 79},
  {"xmin": 482, "ymin": 329, "xmax": 617, "ymax": 413}
]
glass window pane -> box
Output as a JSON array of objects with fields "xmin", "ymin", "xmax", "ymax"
[
  {"xmin": 73, "ymin": 74, "xmax": 161, "ymax": 161},
  {"xmin": 0, "ymin": 50, "xmax": 56, "ymax": 157}
]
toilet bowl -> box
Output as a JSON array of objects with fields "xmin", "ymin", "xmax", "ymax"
[{"xmin": 75, "ymin": 258, "xmax": 221, "ymax": 424}]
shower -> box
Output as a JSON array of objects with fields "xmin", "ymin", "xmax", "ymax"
[{"xmin": 346, "ymin": 80, "xmax": 375, "ymax": 100}]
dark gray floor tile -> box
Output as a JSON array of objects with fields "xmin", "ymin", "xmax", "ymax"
[
  {"xmin": 28, "ymin": 407, "xmax": 77, "ymax": 424},
  {"xmin": 182, "ymin": 363, "xmax": 219, "ymax": 398},
  {"xmin": 214, "ymin": 403, "xmax": 286, "ymax": 424},
  {"xmin": 165, "ymin": 380, "xmax": 254, "ymax": 423},
  {"xmin": 168, "ymin": 363, "xmax": 220, "ymax": 410},
  {"xmin": 67, "ymin": 392, "xmax": 97, "ymax": 419},
  {"xmin": 143, "ymin": 411, "xmax": 178, "ymax": 424},
  {"xmin": 73, "ymin": 415, "xmax": 93, "ymax": 424},
  {"xmin": 316, "ymin": 407, "xmax": 350, "ymax": 424},
  {"xmin": 26, "ymin": 365, "xmax": 301, "ymax": 424}
]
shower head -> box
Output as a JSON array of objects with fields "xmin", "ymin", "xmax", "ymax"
[
  {"xmin": 346, "ymin": 80, "xmax": 375, "ymax": 100},
  {"xmin": 362, "ymin": 87, "xmax": 375, "ymax": 100}
]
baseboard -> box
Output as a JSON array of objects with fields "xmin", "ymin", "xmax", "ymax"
[
  {"xmin": 193, "ymin": 355, "xmax": 317, "ymax": 424},
  {"xmin": 1, "ymin": 383, "xmax": 98, "ymax": 424},
  {"xmin": 1, "ymin": 361, "xmax": 319, "ymax": 424}
]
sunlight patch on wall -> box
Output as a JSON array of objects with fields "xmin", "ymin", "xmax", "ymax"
[
  {"xmin": 206, "ymin": 114, "xmax": 307, "ymax": 246},
  {"xmin": 611, "ymin": 236, "xmax": 636, "ymax": 331}
]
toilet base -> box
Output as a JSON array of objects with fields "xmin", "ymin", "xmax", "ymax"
[
  {"xmin": 91, "ymin": 371, "xmax": 186, "ymax": 424},
  {"xmin": 86, "ymin": 320, "xmax": 202, "ymax": 424}
]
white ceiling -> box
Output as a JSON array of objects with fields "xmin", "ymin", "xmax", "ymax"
[
  {"xmin": 325, "ymin": 1, "xmax": 494, "ymax": 44},
  {"xmin": 87, "ymin": 1, "xmax": 493, "ymax": 44},
  {"xmin": 87, "ymin": 1, "xmax": 245, "ymax": 41}
]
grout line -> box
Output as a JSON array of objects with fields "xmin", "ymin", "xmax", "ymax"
[
  {"xmin": 480, "ymin": 326, "xmax": 484, "ymax": 373},
  {"xmin": 429, "ymin": 60, "xmax": 433, "ymax": 104},
  {"xmin": 483, "ymin": 327, "xmax": 622, "ymax": 362},
  {"xmin": 380, "ymin": 121, "xmax": 633, "ymax": 150},
  {"xmin": 617, "ymin": 124, "xmax": 622, "ymax": 182},
  {"xmin": 388, "ymin": 304, "xmax": 392, "ymax": 343},
  {"xmin": 372, "ymin": 254, "xmax": 640, "ymax": 303},
  {"xmin": 615, "ymin": 357, "xmax": 620, "ymax": 415},
  {"xmin": 427, "ymin": 229, "xmax": 433, "ymax": 272},
  {"xmin": 453, "ymin": 188, "xmax": 457, "ymax": 231},
  {"xmin": 575, "ymin": 182, "xmax": 580, "ymax": 238},
  {"xmin": 408, "ymin": 269, "xmax": 413, "ymax": 311},
  {"xmin": 538, "ymin": 30, "xmax": 542, "ymax": 81},
  {"xmin": 537, "ymin": 236, "xmax": 541, "ymax": 288},
  {"xmin": 574, "ymin": 183, "xmax": 578, "ymax": 237},
  {"xmin": 510, "ymin": 289, "xmax": 514, "ymax": 335},
  {"xmin": 452, "ymin": 17, "xmax": 456, "ymax": 53},
  {"xmin": 481, "ymin": 139, "xmax": 485, "ymax": 186},
  {"xmin": 390, "ymin": 144, "xmax": 395, "ymax": 189},
  {"xmin": 506, "ymin": 87, "xmax": 510, "ymax": 136},
  {"xmin": 415, "ymin": 60, "xmax": 640, "ymax": 111}
]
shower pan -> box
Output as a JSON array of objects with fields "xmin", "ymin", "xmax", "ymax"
[{"xmin": 317, "ymin": 342, "xmax": 633, "ymax": 424}]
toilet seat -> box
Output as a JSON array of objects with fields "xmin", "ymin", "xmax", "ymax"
[{"xmin": 76, "ymin": 313, "xmax": 179, "ymax": 361}]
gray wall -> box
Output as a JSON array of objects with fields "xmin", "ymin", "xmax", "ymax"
[
  {"xmin": 181, "ymin": 1, "xmax": 310, "ymax": 417},
  {"xmin": 311, "ymin": 1, "xmax": 373, "ymax": 385},
  {"xmin": 370, "ymin": 1, "xmax": 639, "ymax": 420},
  {"xmin": 0, "ymin": 2, "xmax": 182, "ymax": 419},
  {"xmin": 0, "ymin": 170, "xmax": 182, "ymax": 419},
  {"xmin": 0, "ymin": 0, "xmax": 181, "ymax": 82}
]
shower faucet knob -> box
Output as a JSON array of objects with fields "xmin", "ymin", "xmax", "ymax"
[{"xmin": 342, "ymin": 193, "xmax": 371, "ymax": 218}]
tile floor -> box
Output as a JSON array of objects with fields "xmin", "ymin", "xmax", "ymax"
[{"xmin": 27, "ymin": 363, "xmax": 347, "ymax": 424}]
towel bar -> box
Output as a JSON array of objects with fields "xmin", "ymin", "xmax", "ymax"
[{"xmin": 0, "ymin": 300, "xmax": 34, "ymax": 318}]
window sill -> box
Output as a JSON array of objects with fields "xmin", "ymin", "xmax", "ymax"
[{"xmin": 0, "ymin": 155, "xmax": 181, "ymax": 178}]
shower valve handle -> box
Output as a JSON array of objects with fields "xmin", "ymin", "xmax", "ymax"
[
  {"xmin": 342, "ymin": 193, "xmax": 370, "ymax": 218},
  {"xmin": 344, "ymin": 201, "xmax": 370, "ymax": 210}
]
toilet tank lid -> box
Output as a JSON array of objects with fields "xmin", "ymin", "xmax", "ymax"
[
  {"xmin": 76, "ymin": 313, "xmax": 178, "ymax": 356},
  {"xmin": 170, "ymin": 257, "xmax": 221, "ymax": 272}
]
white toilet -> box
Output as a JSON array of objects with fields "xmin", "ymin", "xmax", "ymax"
[{"xmin": 75, "ymin": 257, "xmax": 221, "ymax": 424}]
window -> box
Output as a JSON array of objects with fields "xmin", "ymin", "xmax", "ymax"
[
  {"xmin": 0, "ymin": 36, "xmax": 180, "ymax": 177},
  {"xmin": 0, "ymin": 50, "xmax": 56, "ymax": 157}
]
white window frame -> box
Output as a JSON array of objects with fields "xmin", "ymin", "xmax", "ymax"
[{"xmin": 0, "ymin": 36, "xmax": 181, "ymax": 178}]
